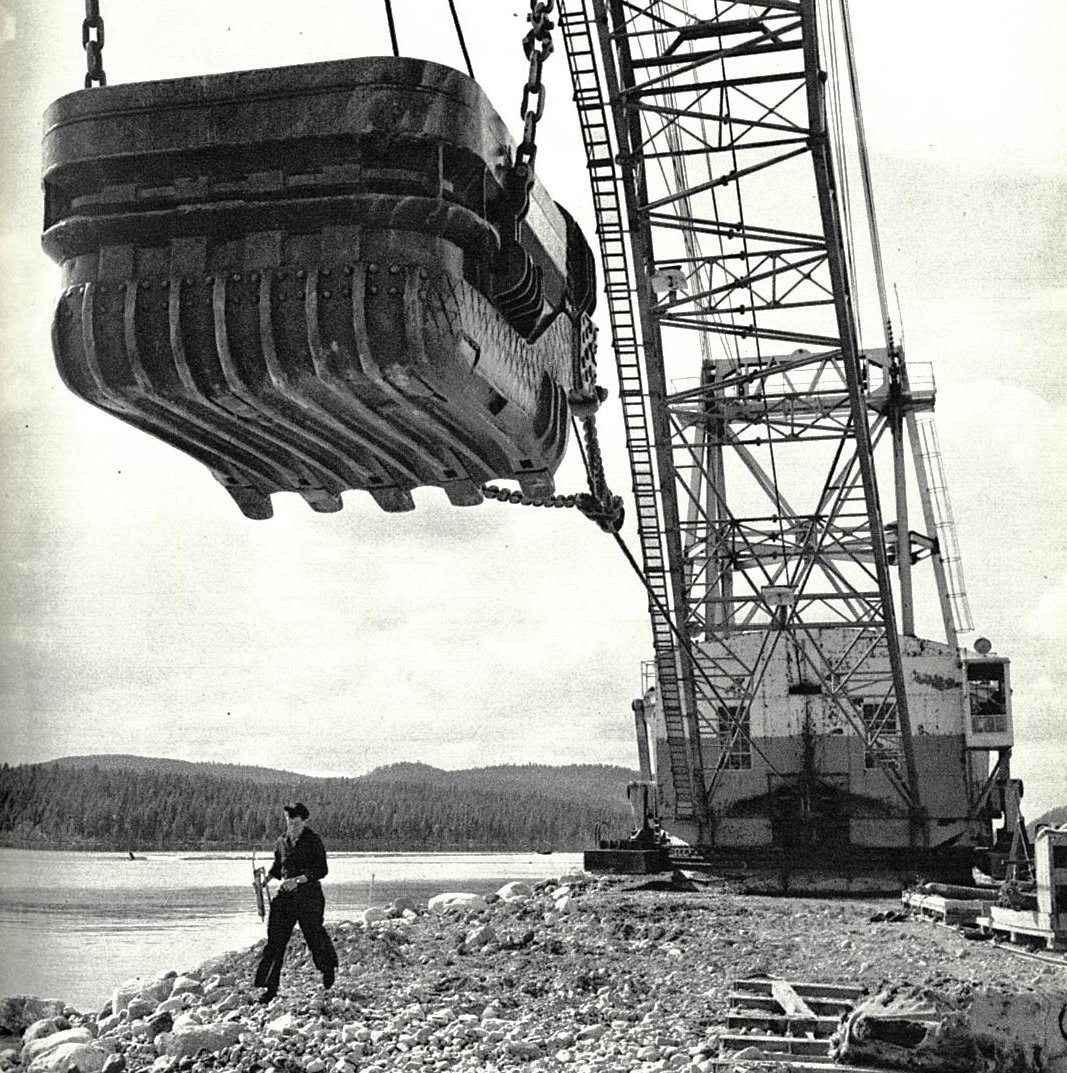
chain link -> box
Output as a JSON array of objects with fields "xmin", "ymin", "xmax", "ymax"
[
  {"xmin": 83, "ymin": 0, "xmax": 106, "ymax": 88},
  {"xmin": 481, "ymin": 413, "xmax": 624, "ymax": 534},
  {"xmin": 507, "ymin": 0, "xmax": 555, "ymax": 223},
  {"xmin": 488, "ymin": 0, "xmax": 624, "ymax": 533}
]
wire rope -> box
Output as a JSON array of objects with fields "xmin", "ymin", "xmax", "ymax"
[
  {"xmin": 445, "ymin": 0, "xmax": 475, "ymax": 79},
  {"xmin": 383, "ymin": 0, "xmax": 400, "ymax": 57},
  {"xmin": 840, "ymin": 0, "xmax": 894, "ymax": 350}
]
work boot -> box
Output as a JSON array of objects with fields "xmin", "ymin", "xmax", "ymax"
[
  {"xmin": 322, "ymin": 966, "xmax": 335, "ymax": 990},
  {"xmin": 257, "ymin": 990, "xmax": 277, "ymax": 1005}
]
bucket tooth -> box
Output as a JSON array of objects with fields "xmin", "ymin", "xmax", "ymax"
[
  {"xmin": 442, "ymin": 479, "xmax": 484, "ymax": 507},
  {"xmin": 223, "ymin": 485, "xmax": 274, "ymax": 520},
  {"xmin": 369, "ymin": 487, "xmax": 416, "ymax": 513},
  {"xmin": 517, "ymin": 470, "xmax": 555, "ymax": 498},
  {"xmin": 302, "ymin": 490, "xmax": 344, "ymax": 513}
]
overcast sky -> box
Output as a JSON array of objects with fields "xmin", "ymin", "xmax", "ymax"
[{"xmin": 1, "ymin": 2, "xmax": 1064, "ymax": 821}]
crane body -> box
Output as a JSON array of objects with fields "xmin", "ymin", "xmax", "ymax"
[
  {"xmin": 40, "ymin": 1, "xmax": 1025, "ymax": 887},
  {"xmin": 559, "ymin": 0, "xmax": 1022, "ymax": 886}
]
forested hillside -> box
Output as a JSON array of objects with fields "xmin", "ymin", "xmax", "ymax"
[{"xmin": 0, "ymin": 758, "xmax": 637, "ymax": 851}]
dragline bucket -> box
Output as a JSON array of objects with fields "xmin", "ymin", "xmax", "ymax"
[{"xmin": 42, "ymin": 57, "xmax": 600, "ymax": 519}]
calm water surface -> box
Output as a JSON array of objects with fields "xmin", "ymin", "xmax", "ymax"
[{"xmin": 0, "ymin": 848, "xmax": 581, "ymax": 1009}]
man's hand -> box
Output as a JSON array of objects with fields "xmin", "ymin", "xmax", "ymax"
[{"xmin": 279, "ymin": 877, "xmax": 303, "ymax": 893}]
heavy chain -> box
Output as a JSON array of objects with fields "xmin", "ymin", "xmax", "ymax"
[
  {"xmin": 83, "ymin": 0, "xmax": 106, "ymax": 88},
  {"xmin": 482, "ymin": 414, "xmax": 624, "ymax": 534},
  {"xmin": 508, "ymin": 0, "xmax": 556, "ymax": 223}
]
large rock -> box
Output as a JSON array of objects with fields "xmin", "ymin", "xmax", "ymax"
[
  {"xmin": 496, "ymin": 882, "xmax": 534, "ymax": 902},
  {"xmin": 94, "ymin": 1015, "xmax": 121, "ymax": 1038},
  {"xmin": 144, "ymin": 1012, "xmax": 173, "ymax": 1043},
  {"xmin": 124, "ymin": 999, "xmax": 156, "ymax": 1022},
  {"xmin": 22, "ymin": 1028, "xmax": 92, "ymax": 1065},
  {"xmin": 557, "ymin": 870, "xmax": 588, "ymax": 886},
  {"xmin": 111, "ymin": 978, "xmax": 173, "ymax": 1016},
  {"xmin": 427, "ymin": 893, "xmax": 487, "ymax": 914},
  {"xmin": 167, "ymin": 977, "xmax": 202, "ymax": 999},
  {"xmin": 155, "ymin": 1024, "xmax": 242, "ymax": 1059},
  {"xmin": 26, "ymin": 1042, "xmax": 108, "ymax": 1073},
  {"xmin": 22, "ymin": 1020, "xmax": 67, "ymax": 1049},
  {"xmin": 463, "ymin": 924, "xmax": 497, "ymax": 950},
  {"xmin": 0, "ymin": 999, "xmax": 66, "ymax": 1038}
]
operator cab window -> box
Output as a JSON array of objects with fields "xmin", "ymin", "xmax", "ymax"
[{"xmin": 966, "ymin": 660, "xmax": 1007, "ymax": 735}]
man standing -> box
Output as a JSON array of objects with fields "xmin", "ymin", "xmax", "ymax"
[{"xmin": 253, "ymin": 802, "xmax": 338, "ymax": 1003}]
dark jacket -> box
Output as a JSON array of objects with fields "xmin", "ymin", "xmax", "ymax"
[{"xmin": 267, "ymin": 826, "xmax": 329, "ymax": 887}]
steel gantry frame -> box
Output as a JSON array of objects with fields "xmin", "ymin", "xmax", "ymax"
[{"xmin": 559, "ymin": 0, "xmax": 929, "ymax": 839}]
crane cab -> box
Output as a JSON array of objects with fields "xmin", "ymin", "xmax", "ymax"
[
  {"xmin": 963, "ymin": 654, "xmax": 1013, "ymax": 749},
  {"xmin": 42, "ymin": 56, "xmax": 598, "ymax": 518}
]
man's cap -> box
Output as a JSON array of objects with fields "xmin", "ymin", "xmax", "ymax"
[{"xmin": 283, "ymin": 802, "xmax": 309, "ymax": 820}]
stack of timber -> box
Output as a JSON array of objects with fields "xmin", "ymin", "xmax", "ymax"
[
  {"xmin": 978, "ymin": 825, "xmax": 1067, "ymax": 950},
  {"xmin": 901, "ymin": 879, "xmax": 997, "ymax": 927},
  {"xmin": 714, "ymin": 977, "xmax": 884, "ymax": 1069}
]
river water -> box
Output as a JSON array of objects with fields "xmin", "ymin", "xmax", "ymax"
[{"xmin": 0, "ymin": 848, "xmax": 582, "ymax": 1010}]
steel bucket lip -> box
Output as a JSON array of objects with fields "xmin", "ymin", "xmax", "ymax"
[
  {"xmin": 41, "ymin": 52, "xmax": 566, "ymax": 271},
  {"xmin": 43, "ymin": 55, "xmax": 506, "ymax": 169},
  {"xmin": 44, "ymin": 53, "xmax": 488, "ymax": 121}
]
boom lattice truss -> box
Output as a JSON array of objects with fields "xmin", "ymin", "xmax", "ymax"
[{"xmin": 559, "ymin": 0, "xmax": 926, "ymax": 835}]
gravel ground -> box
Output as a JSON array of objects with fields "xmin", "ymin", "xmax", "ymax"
[{"xmin": 3, "ymin": 870, "xmax": 1065, "ymax": 1073}]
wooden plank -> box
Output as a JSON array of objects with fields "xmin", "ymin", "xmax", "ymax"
[
  {"xmin": 904, "ymin": 891, "xmax": 993, "ymax": 925},
  {"xmin": 727, "ymin": 991, "xmax": 853, "ymax": 1014},
  {"xmin": 707, "ymin": 1063, "xmax": 885, "ymax": 1073},
  {"xmin": 732, "ymin": 977, "xmax": 865, "ymax": 1001},
  {"xmin": 726, "ymin": 1010, "xmax": 840, "ymax": 1035},
  {"xmin": 707, "ymin": 1063, "xmax": 884, "ymax": 1073},
  {"xmin": 718, "ymin": 1033, "xmax": 832, "ymax": 1057},
  {"xmin": 771, "ymin": 978, "xmax": 817, "ymax": 1019}
]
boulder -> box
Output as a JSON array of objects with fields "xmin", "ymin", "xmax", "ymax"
[
  {"xmin": 464, "ymin": 924, "xmax": 497, "ymax": 950},
  {"xmin": 22, "ymin": 1028, "xmax": 92, "ymax": 1065},
  {"xmin": 201, "ymin": 975, "xmax": 236, "ymax": 997},
  {"xmin": 124, "ymin": 999, "xmax": 156, "ymax": 1022},
  {"xmin": 145, "ymin": 1012, "xmax": 173, "ymax": 1042},
  {"xmin": 360, "ymin": 907, "xmax": 387, "ymax": 925},
  {"xmin": 95, "ymin": 1015, "xmax": 121, "ymax": 1038},
  {"xmin": 427, "ymin": 893, "xmax": 487, "ymax": 914},
  {"xmin": 22, "ymin": 1020, "xmax": 66, "ymax": 1048},
  {"xmin": 26, "ymin": 1042, "xmax": 108, "ymax": 1073},
  {"xmin": 167, "ymin": 978, "xmax": 202, "ymax": 999},
  {"xmin": 557, "ymin": 870, "xmax": 588, "ymax": 886},
  {"xmin": 111, "ymin": 978, "xmax": 172, "ymax": 1016},
  {"xmin": 155, "ymin": 1023, "xmax": 241, "ymax": 1059},
  {"xmin": 0, "ymin": 999, "xmax": 66, "ymax": 1039},
  {"xmin": 496, "ymin": 882, "xmax": 534, "ymax": 902}
]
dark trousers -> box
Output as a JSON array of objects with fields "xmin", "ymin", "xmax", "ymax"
[{"xmin": 254, "ymin": 884, "xmax": 338, "ymax": 993}]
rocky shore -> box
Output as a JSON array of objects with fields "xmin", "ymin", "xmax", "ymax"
[{"xmin": 2, "ymin": 871, "xmax": 1066, "ymax": 1073}]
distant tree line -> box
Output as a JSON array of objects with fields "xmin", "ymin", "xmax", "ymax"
[{"xmin": 0, "ymin": 760, "xmax": 636, "ymax": 851}]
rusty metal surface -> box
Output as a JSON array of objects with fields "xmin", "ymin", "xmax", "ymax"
[{"xmin": 43, "ymin": 57, "xmax": 598, "ymax": 517}]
